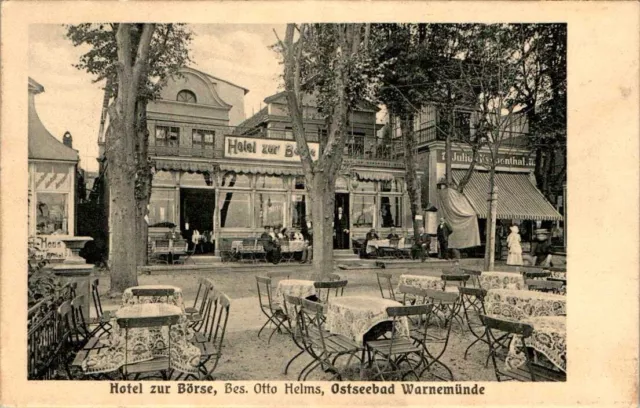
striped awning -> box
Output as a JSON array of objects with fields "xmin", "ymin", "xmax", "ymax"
[
  {"xmin": 219, "ymin": 163, "xmax": 304, "ymax": 176},
  {"xmin": 452, "ymin": 170, "xmax": 562, "ymax": 221},
  {"xmin": 153, "ymin": 159, "xmax": 215, "ymax": 173},
  {"xmin": 356, "ymin": 171, "xmax": 395, "ymax": 181}
]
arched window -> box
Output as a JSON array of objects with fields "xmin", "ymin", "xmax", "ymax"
[{"xmin": 176, "ymin": 90, "xmax": 197, "ymax": 103}]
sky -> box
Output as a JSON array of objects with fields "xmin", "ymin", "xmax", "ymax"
[{"xmin": 29, "ymin": 24, "xmax": 288, "ymax": 172}]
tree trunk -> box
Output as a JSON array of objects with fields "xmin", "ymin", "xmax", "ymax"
[
  {"xmin": 309, "ymin": 174, "xmax": 336, "ymax": 277},
  {"xmin": 399, "ymin": 114, "xmax": 422, "ymax": 241},
  {"xmin": 445, "ymin": 108, "xmax": 453, "ymax": 186},
  {"xmin": 484, "ymin": 170, "xmax": 497, "ymax": 270},
  {"xmin": 134, "ymin": 99, "xmax": 152, "ymax": 267}
]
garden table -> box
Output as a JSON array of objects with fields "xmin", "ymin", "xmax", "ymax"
[
  {"xmin": 325, "ymin": 296, "xmax": 410, "ymax": 345},
  {"xmin": 479, "ymin": 271, "xmax": 526, "ymax": 290},
  {"xmin": 282, "ymin": 241, "xmax": 307, "ymax": 253},
  {"xmin": 366, "ymin": 239, "xmax": 391, "ymax": 255},
  {"xmin": 121, "ymin": 284, "xmax": 184, "ymax": 309},
  {"xmin": 273, "ymin": 279, "xmax": 316, "ymax": 320},
  {"xmin": 484, "ymin": 288, "xmax": 566, "ymax": 320},
  {"xmin": 80, "ymin": 303, "xmax": 200, "ymax": 375},
  {"xmin": 397, "ymin": 274, "xmax": 459, "ymax": 293},
  {"xmin": 505, "ymin": 315, "xmax": 566, "ymax": 373}
]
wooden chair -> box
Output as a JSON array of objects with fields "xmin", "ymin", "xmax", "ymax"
[
  {"xmin": 173, "ymin": 239, "xmax": 194, "ymax": 265},
  {"xmin": 314, "ymin": 280, "xmax": 348, "ymax": 304},
  {"xmin": 54, "ymin": 301, "xmax": 74, "ymax": 379},
  {"xmin": 117, "ymin": 314, "xmax": 181, "ymax": 380},
  {"xmin": 480, "ymin": 314, "xmax": 565, "ymax": 382},
  {"xmin": 130, "ymin": 287, "xmax": 176, "ymax": 303},
  {"xmin": 281, "ymin": 295, "xmax": 309, "ymax": 376},
  {"xmin": 297, "ymin": 299, "xmax": 362, "ymax": 381},
  {"xmin": 460, "ymin": 268, "xmax": 482, "ymax": 288},
  {"xmin": 458, "ymin": 287, "xmax": 489, "ymax": 360},
  {"xmin": 186, "ymin": 278, "xmax": 214, "ymax": 330},
  {"xmin": 90, "ymin": 278, "xmax": 113, "ymax": 337},
  {"xmin": 525, "ymin": 279, "xmax": 564, "ymax": 294},
  {"xmin": 366, "ymin": 304, "xmax": 433, "ymax": 381},
  {"xmin": 69, "ymin": 295, "xmax": 112, "ymax": 378},
  {"xmin": 441, "ymin": 273, "xmax": 470, "ymax": 292},
  {"xmin": 255, "ymin": 276, "xmax": 288, "ymax": 343},
  {"xmin": 522, "ymin": 270, "xmax": 552, "ymax": 280},
  {"xmin": 376, "ymin": 272, "xmax": 396, "ymax": 301}
]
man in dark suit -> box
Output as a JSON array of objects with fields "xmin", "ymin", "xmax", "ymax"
[
  {"xmin": 334, "ymin": 206, "xmax": 349, "ymax": 249},
  {"xmin": 414, "ymin": 226, "xmax": 431, "ymax": 262},
  {"xmin": 260, "ymin": 226, "xmax": 279, "ymax": 264},
  {"xmin": 436, "ymin": 217, "xmax": 453, "ymax": 259}
]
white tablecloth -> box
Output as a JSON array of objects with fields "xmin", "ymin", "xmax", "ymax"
[
  {"xmin": 484, "ymin": 289, "xmax": 566, "ymax": 320},
  {"xmin": 479, "ymin": 271, "xmax": 526, "ymax": 290},
  {"xmin": 122, "ymin": 285, "xmax": 184, "ymax": 309}
]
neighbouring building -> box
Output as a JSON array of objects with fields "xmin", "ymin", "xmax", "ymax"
[{"xmin": 28, "ymin": 77, "xmax": 80, "ymax": 259}]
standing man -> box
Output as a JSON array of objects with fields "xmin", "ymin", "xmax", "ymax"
[
  {"xmin": 436, "ymin": 217, "xmax": 453, "ymax": 260},
  {"xmin": 334, "ymin": 206, "xmax": 349, "ymax": 249}
]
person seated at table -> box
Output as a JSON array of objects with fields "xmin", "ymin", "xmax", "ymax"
[
  {"xmin": 278, "ymin": 227, "xmax": 288, "ymax": 241},
  {"xmin": 362, "ymin": 228, "xmax": 380, "ymax": 258},
  {"xmin": 165, "ymin": 226, "xmax": 182, "ymax": 241},
  {"xmin": 412, "ymin": 226, "xmax": 431, "ymax": 262},
  {"xmin": 260, "ymin": 226, "xmax": 280, "ymax": 264},
  {"xmin": 387, "ymin": 227, "xmax": 400, "ymax": 240},
  {"xmin": 533, "ymin": 230, "xmax": 554, "ymax": 267},
  {"xmin": 291, "ymin": 229, "xmax": 304, "ymax": 241}
]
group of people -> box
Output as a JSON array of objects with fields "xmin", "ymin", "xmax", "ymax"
[{"xmin": 259, "ymin": 224, "xmax": 311, "ymax": 264}]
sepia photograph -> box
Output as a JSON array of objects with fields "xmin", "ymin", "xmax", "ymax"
[
  {"xmin": 1, "ymin": 1, "xmax": 638, "ymax": 407},
  {"xmin": 27, "ymin": 21, "xmax": 567, "ymax": 383}
]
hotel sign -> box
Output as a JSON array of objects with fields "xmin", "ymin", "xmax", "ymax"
[
  {"xmin": 225, "ymin": 136, "xmax": 319, "ymax": 162},
  {"xmin": 436, "ymin": 149, "xmax": 535, "ymax": 168}
]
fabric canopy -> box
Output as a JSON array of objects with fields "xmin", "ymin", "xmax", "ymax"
[
  {"xmin": 436, "ymin": 188, "xmax": 482, "ymax": 249},
  {"xmin": 218, "ymin": 163, "xmax": 304, "ymax": 176},
  {"xmin": 452, "ymin": 170, "xmax": 563, "ymax": 221},
  {"xmin": 356, "ymin": 171, "xmax": 395, "ymax": 181},
  {"xmin": 153, "ymin": 159, "xmax": 215, "ymax": 174}
]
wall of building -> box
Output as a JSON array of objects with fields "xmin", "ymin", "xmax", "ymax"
[{"xmin": 215, "ymin": 79, "xmax": 246, "ymax": 126}]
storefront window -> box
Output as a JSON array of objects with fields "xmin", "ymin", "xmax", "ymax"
[
  {"xmin": 380, "ymin": 196, "xmax": 403, "ymax": 228},
  {"xmin": 36, "ymin": 193, "xmax": 68, "ymax": 235},
  {"xmin": 255, "ymin": 193, "xmax": 286, "ymax": 228},
  {"xmin": 352, "ymin": 194, "xmax": 376, "ymax": 228},
  {"xmin": 291, "ymin": 194, "xmax": 310, "ymax": 229},
  {"xmin": 220, "ymin": 172, "xmax": 251, "ymax": 188},
  {"xmin": 381, "ymin": 179, "xmax": 404, "ymax": 193},
  {"xmin": 353, "ymin": 180, "xmax": 376, "ymax": 192},
  {"xmin": 256, "ymin": 175, "xmax": 286, "ymax": 189},
  {"xmin": 220, "ymin": 192, "xmax": 251, "ymax": 228},
  {"xmin": 148, "ymin": 189, "xmax": 176, "ymax": 226}
]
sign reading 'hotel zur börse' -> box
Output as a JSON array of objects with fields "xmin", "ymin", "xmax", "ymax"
[
  {"xmin": 436, "ymin": 149, "xmax": 535, "ymax": 168},
  {"xmin": 225, "ymin": 136, "xmax": 319, "ymax": 162}
]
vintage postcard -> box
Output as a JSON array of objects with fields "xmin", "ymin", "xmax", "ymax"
[{"xmin": 1, "ymin": 1, "xmax": 638, "ymax": 407}]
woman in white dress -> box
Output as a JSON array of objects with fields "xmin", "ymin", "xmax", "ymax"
[{"xmin": 506, "ymin": 225, "xmax": 523, "ymax": 266}]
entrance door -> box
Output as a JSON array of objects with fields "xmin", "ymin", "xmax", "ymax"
[
  {"xmin": 180, "ymin": 188, "xmax": 215, "ymax": 254},
  {"xmin": 334, "ymin": 193, "xmax": 350, "ymax": 249}
]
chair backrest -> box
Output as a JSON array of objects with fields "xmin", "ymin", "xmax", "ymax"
[
  {"xmin": 458, "ymin": 287, "xmax": 487, "ymax": 299},
  {"xmin": 314, "ymin": 280, "xmax": 348, "ymax": 303},
  {"xmin": 298, "ymin": 299, "xmax": 329, "ymax": 351},
  {"xmin": 397, "ymin": 284, "xmax": 427, "ymax": 304},
  {"xmin": 376, "ymin": 272, "xmax": 396, "ymax": 300},
  {"xmin": 90, "ymin": 278, "xmax": 104, "ymax": 317},
  {"xmin": 522, "ymin": 271, "xmax": 552, "ymax": 280},
  {"xmin": 479, "ymin": 314, "xmax": 534, "ymax": 337},
  {"xmin": 70, "ymin": 294, "xmax": 89, "ymax": 343},
  {"xmin": 460, "ymin": 268, "xmax": 482, "ymax": 277},
  {"xmin": 200, "ymin": 292, "xmax": 231, "ymax": 350},
  {"xmin": 386, "ymin": 304, "xmax": 434, "ymax": 353},
  {"xmin": 441, "ymin": 273, "xmax": 470, "ymax": 290},
  {"xmin": 255, "ymin": 276, "xmax": 275, "ymax": 311},
  {"xmin": 155, "ymin": 239, "xmax": 170, "ymax": 250},
  {"xmin": 130, "ymin": 287, "xmax": 176, "ymax": 298},
  {"xmin": 117, "ymin": 314, "xmax": 181, "ymax": 329},
  {"xmin": 525, "ymin": 279, "xmax": 564, "ymax": 293}
]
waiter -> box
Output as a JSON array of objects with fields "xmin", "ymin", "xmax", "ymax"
[
  {"xmin": 436, "ymin": 217, "xmax": 453, "ymax": 260},
  {"xmin": 334, "ymin": 206, "xmax": 349, "ymax": 249}
]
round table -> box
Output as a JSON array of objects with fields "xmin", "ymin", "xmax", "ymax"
[
  {"xmin": 479, "ymin": 271, "xmax": 526, "ymax": 290},
  {"xmin": 273, "ymin": 279, "xmax": 317, "ymax": 320},
  {"xmin": 121, "ymin": 284, "xmax": 184, "ymax": 309},
  {"xmin": 325, "ymin": 296, "xmax": 410, "ymax": 345},
  {"xmin": 506, "ymin": 315, "xmax": 566, "ymax": 373},
  {"xmin": 484, "ymin": 288, "xmax": 566, "ymax": 320}
]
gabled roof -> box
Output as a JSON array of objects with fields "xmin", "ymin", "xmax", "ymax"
[
  {"xmin": 186, "ymin": 66, "xmax": 250, "ymax": 95},
  {"xmin": 28, "ymin": 78, "xmax": 79, "ymax": 162}
]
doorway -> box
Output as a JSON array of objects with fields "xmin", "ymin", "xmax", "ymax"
[
  {"xmin": 334, "ymin": 193, "xmax": 350, "ymax": 249},
  {"xmin": 180, "ymin": 188, "xmax": 215, "ymax": 254}
]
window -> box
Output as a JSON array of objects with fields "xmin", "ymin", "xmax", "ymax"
[
  {"xmin": 255, "ymin": 193, "xmax": 286, "ymax": 228},
  {"xmin": 148, "ymin": 189, "xmax": 176, "ymax": 226},
  {"xmin": 256, "ymin": 175, "xmax": 286, "ymax": 190},
  {"xmin": 345, "ymin": 132, "xmax": 365, "ymax": 157},
  {"xmin": 380, "ymin": 196, "xmax": 403, "ymax": 228},
  {"xmin": 156, "ymin": 126, "xmax": 180, "ymax": 147},
  {"xmin": 454, "ymin": 111, "xmax": 472, "ymax": 140},
  {"xmin": 294, "ymin": 176, "xmax": 306, "ymax": 190},
  {"xmin": 220, "ymin": 172, "xmax": 251, "ymax": 188},
  {"xmin": 291, "ymin": 194, "xmax": 310, "ymax": 229},
  {"xmin": 36, "ymin": 193, "xmax": 68, "ymax": 235},
  {"xmin": 220, "ymin": 192, "xmax": 251, "ymax": 228},
  {"xmin": 381, "ymin": 179, "xmax": 404, "ymax": 193},
  {"xmin": 352, "ymin": 195, "xmax": 376, "ymax": 228},
  {"xmin": 192, "ymin": 129, "xmax": 215, "ymax": 150},
  {"xmin": 177, "ymin": 90, "xmax": 197, "ymax": 103}
]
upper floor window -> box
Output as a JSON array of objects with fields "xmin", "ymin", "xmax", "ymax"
[
  {"xmin": 156, "ymin": 126, "xmax": 180, "ymax": 147},
  {"xmin": 177, "ymin": 90, "xmax": 197, "ymax": 104},
  {"xmin": 192, "ymin": 129, "xmax": 215, "ymax": 150}
]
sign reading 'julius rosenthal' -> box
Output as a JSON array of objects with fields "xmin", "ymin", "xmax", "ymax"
[
  {"xmin": 436, "ymin": 149, "xmax": 535, "ymax": 168},
  {"xmin": 225, "ymin": 136, "xmax": 319, "ymax": 162}
]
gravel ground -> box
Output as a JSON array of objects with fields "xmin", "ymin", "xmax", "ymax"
[{"xmin": 89, "ymin": 257, "xmax": 565, "ymax": 381}]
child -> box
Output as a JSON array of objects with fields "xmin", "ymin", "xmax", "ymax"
[{"xmin": 506, "ymin": 225, "xmax": 523, "ymax": 266}]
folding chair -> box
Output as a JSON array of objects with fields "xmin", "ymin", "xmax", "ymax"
[
  {"xmin": 69, "ymin": 295, "xmax": 113, "ymax": 378},
  {"xmin": 54, "ymin": 301, "xmax": 74, "ymax": 379},
  {"xmin": 397, "ymin": 284, "xmax": 426, "ymax": 306},
  {"xmin": 186, "ymin": 278, "xmax": 214, "ymax": 330},
  {"xmin": 458, "ymin": 287, "xmax": 489, "ymax": 360},
  {"xmin": 480, "ymin": 314, "xmax": 565, "ymax": 382},
  {"xmin": 366, "ymin": 304, "xmax": 433, "ymax": 381},
  {"xmin": 414, "ymin": 289, "xmax": 460, "ymax": 381},
  {"xmin": 376, "ymin": 272, "xmax": 396, "ymax": 301},
  {"xmin": 441, "ymin": 273, "xmax": 470, "ymax": 292},
  {"xmin": 460, "ymin": 268, "xmax": 482, "ymax": 288},
  {"xmin": 281, "ymin": 295, "xmax": 309, "ymax": 375},
  {"xmin": 522, "ymin": 270, "xmax": 552, "ymax": 280},
  {"xmin": 313, "ymin": 280, "xmax": 348, "ymax": 304},
  {"xmin": 117, "ymin": 314, "xmax": 181, "ymax": 380},
  {"xmin": 90, "ymin": 278, "xmax": 113, "ymax": 337},
  {"xmin": 130, "ymin": 287, "xmax": 176, "ymax": 303},
  {"xmin": 525, "ymin": 279, "xmax": 564, "ymax": 294},
  {"xmin": 179, "ymin": 293, "xmax": 231, "ymax": 380},
  {"xmin": 297, "ymin": 299, "xmax": 362, "ymax": 381},
  {"xmin": 256, "ymin": 276, "xmax": 288, "ymax": 343}
]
